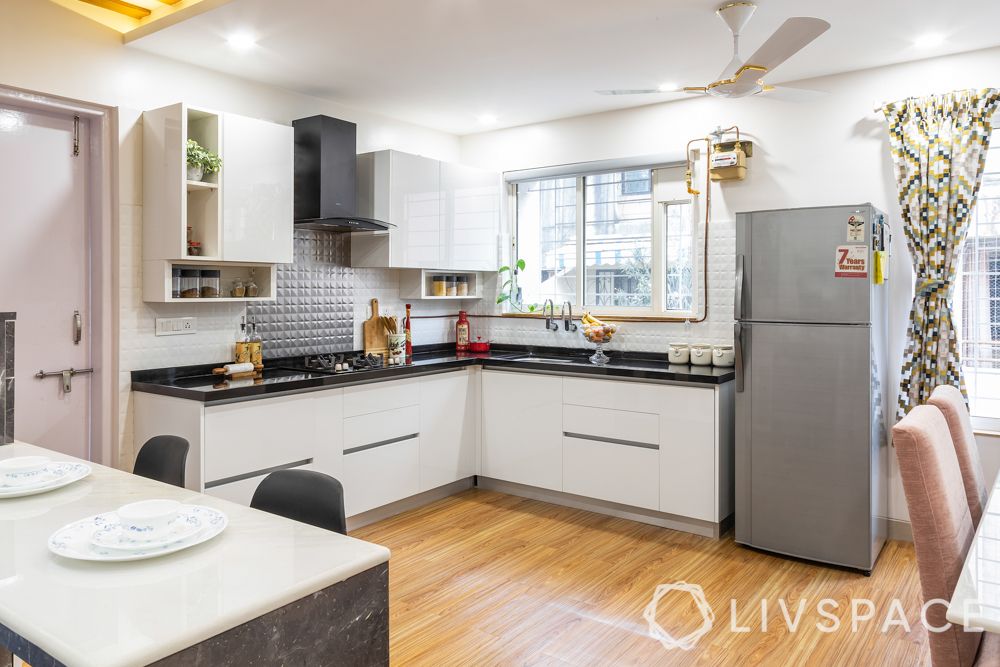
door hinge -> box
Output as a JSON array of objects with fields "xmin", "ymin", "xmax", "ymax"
[{"xmin": 72, "ymin": 115, "xmax": 80, "ymax": 157}]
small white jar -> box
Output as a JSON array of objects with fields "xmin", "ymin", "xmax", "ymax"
[
  {"xmin": 667, "ymin": 343, "xmax": 690, "ymax": 364},
  {"xmin": 690, "ymin": 344, "xmax": 713, "ymax": 366},
  {"xmin": 712, "ymin": 344, "xmax": 736, "ymax": 367}
]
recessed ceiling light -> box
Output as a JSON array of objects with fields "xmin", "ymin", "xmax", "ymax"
[
  {"xmin": 657, "ymin": 82, "xmax": 679, "ymax": 92},
  {"xmin": 226, "ymin": 32, "xmax": 258, "ymax": 52},
  {"xmin": 477, "ymin": 113, "xmax": 498, "ymax": 125},
  {"xmin": 913, "ymin": 33, "xmax": 944, "ymax": 49}
]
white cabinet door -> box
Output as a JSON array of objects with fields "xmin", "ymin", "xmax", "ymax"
[
  {"xmin": 563, "ymin": 436, "xmax": 659, "ymax": 510},
  {"xmin": 313, "ymin": 389, "xmax": 345, "ymax": 481},
  {"xmin": 442, "ymin": 162, "xmax": 501, "ymax": 271},
  {"xmin": 419, "ymin": 370, "xmax": 476, "ymax": 491},
  {"xmin": 390, "ymin": 151, "xmax": 442, "ymax": 268},
  {"xmin": 222, "ymin": 113, "xmax": 293, "ymax": 264},
  {"xmin": 659, "ymin": 386, "xmax": 717, "ymax": 521},
  {"xmin": 343, "ymin": 437, "xmax": 420, "ymax": 516},
  {"xmin": 482, "ymin": 371, "xmax": 563, "ymax": 491}
]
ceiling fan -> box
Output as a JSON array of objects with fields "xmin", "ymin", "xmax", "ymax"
[{"xmin": 597, "ymin": 2, "xmax": 830, "ymax": 99}]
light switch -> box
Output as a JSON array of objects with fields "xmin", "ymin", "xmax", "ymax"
[{"xmin": 155, "ymin": 317, "xmax": 197, "ymax": 336}]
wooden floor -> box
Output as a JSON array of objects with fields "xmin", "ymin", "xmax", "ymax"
[{"xmin": 353, "ymin": 490, "xmax": 929, "ymax": 666}]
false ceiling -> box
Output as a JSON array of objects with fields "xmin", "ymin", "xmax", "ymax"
[{"xmin": 126, "ymin": 0, "xmax": 1000, "ymax": 134}]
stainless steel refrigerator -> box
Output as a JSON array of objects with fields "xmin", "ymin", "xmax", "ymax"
[{"xmin": 734, "ymin": 204, "xmax": 890, "ymax": 574}]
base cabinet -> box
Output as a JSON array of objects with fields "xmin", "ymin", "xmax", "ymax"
[
  {"xmin": 419, "ymin": 370, "xmax": 477, "ymax": 492},
  {"xmin": 343, "ymin": 437, "xmax": 421, "ymax": 516},
  {"xmin": 482, "ymin": 371, "xmax": 563, "ymax": 491},
  {"xmin": 658, "ymin": 386, "xmax": 717, "ymax": 521},
  {"xmin": 562, "ymin": 436, "xmax": 659, "ymax": 511}
]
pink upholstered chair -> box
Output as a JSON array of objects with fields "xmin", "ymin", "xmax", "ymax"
[
  {"xmin": 930, "ymin": 384, "xmax": 989, "ymax": 527},
  {"xmin": 893, "ymin": 405, "xmax": 1000, "ymax": 666}
]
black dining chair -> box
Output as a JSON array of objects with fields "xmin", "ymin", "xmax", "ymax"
[
  {"xmin": 133, "ymin": 435, "xmax": 190, "ymax": 488},
  {"xmin": 250, "ymin": 470, "xmax": 348, "ymax": 535}
]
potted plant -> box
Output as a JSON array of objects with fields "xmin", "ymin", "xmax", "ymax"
[
  {"xmin": 186, "ymin": 139, "xmax": 222, "ymax": 182},
  {"xmin": 496, "ymin": 259, "xmax": 538, "ymax": 313}
]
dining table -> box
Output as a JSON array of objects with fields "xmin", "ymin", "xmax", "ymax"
[
  {"xmin": 948, "ymin": 470, "xmax": 1000, "ymax": 633},
  {"xmin": 0, "ymin": 442, "xmax": 390, "ymax": 667}
]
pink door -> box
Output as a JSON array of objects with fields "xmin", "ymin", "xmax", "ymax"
[{"xmin": 0, "ymin": 104, "xmax": 91, "ymax": 459}]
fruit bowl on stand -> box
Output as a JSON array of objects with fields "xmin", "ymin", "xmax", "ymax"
[{"xmin": 580, "ymin": 313, "xmax": 619, "ymax": 365}]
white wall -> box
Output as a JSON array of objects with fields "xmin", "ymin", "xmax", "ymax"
[
  {"xmin": 460, "ymin": 46, "xmax": 1000, "ymax": 524},
  {"xmin": 1, "ymin": 0, "xmax": 461, "ymax": 468}
]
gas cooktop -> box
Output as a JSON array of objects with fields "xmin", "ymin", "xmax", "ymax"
[{"xmin": 282, "ymin": 352, "xmax": 394, "ymax": 375}]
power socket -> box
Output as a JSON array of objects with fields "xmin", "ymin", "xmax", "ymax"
[{"xmin": 155, "ymin": 317, "xmax": 197, "ymax": 336}]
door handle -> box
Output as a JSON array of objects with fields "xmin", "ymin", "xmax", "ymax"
[
  {"xmin": 35, "ymin": 367, "xmax": 93, "ymax": 393},
  {"xmin": 734, "ymin": 323, "xmax": 744, "ymax": 393},
  {"xmin": 73, "ymin": 310, "xmax": 82, "ymax": 345},
  {"xmin": 735, "ymin": 255, "xmax": 745, "ymax": 320}
]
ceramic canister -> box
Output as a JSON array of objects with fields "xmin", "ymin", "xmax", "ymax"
[
  {"xmin": 690, "ymin": 344, "xmax": 713, "ymax": 366},
  {"xmin": 712, "ymin": 344, "xmax": 736, "ymax": 367},
  {"xmin": 667, "ymin": 343, "xmax": 690, "ymax": 364}
]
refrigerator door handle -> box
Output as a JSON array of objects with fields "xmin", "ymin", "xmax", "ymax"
[
  {"xmin": 735, "ymin": 254, "xmax": 745, "ymax": 320},
  {"xmin": 735, "ymin": 322, "xmax": 744, "ymax": 393}
]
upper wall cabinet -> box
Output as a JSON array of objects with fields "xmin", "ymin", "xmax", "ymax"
[
  {"xmin": 142, "ymin": 104, "xmax": 294, "ymax": 266},
  {"xmin": 352, "ymin": 149, "xmax": 501, "ymax": 271}
]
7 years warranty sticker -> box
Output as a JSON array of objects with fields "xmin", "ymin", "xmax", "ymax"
[{"xmin": 835, "ymin": 245, "xmax": 868, "ymax": 278}]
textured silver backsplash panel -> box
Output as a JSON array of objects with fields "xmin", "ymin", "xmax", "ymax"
[{"xmin": 248, "ymin": 230, "xmax": 354, "ymax": 359}]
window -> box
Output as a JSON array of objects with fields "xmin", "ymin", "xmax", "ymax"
[
  {"xmin": 512, "ymin": 166, "xmax": 698, "ymax": 316},
  {"xmin": 955, "ymin": 136, "xmax": 1000, "ymax": 423}
]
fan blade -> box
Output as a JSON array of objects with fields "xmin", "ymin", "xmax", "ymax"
[
  {"xmin": 744, "ymin": 17, "xmax": 830, "ymax": 75},
  {"xmin": 595, "ymin": 89, "xmax": 662, "ymax": 96}
]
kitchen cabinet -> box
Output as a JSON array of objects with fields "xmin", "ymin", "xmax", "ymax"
[
  {"xmin": 658, "ymin": 385, "xmax": 722, "ymax": 522},
  {"xmin": 221, "ymin": 112, "xmax": 294, "ymax": 264},
  {"xmin": 344, "ymin": 437, "xmax": 421, "ymax": 516},
  {"xmin": 482, "ymin": 370, "xmax": 563, "ymax": 491},
  {"xmin": 141, "ymin": 103, "xmax": 293, "ymax": 303},
  {"xmin": 353, "ymin": 150, "xmax": 501, "ymax": 271},
  {"xmin": 419, "ymin": 369, "xmax": 477, "ymax": 491}
]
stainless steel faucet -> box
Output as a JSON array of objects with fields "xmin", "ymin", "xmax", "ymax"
[
  {"xmin": 542, "ymin": 299, "xmax": 559, "ymax": 331},
  {"xmin": 561, "ymin": 302, "xmax": 578, "ymax": 332}
]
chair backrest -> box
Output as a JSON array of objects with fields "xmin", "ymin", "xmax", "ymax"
[
  {"xmin": 893, "ymin": 405, "xmax": 981, "ymax": 667},
  {"xmin": 929, "ymin": 384, "xmax": 988, "ymax": 527},
  {"xmin": 133, "ymin": 435, "xmax": 189, "ymax": 488},
  {"xmin": 250, "ymin": 469, "xmax": 347, "ymax": 535}
]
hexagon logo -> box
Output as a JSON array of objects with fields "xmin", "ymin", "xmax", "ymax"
[{"xmin": 642, "ymin": 581, "xmax": 715, "ymax": 651}]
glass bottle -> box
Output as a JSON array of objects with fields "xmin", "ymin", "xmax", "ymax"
[
  {"xmin": 248, "ymin": 318, "xmax": 263, "ymax": 367},
  {"xmin": 404, "ymin": 303, "xmax": 413, "ymax": 363},
  {"xmin": 246, "ymin": 269, "xmax": 259, "ymax": 298},
  {"xmin": 455, "ymin": 310, "xmax": 471, "ymax": 352},
  {"xmin": 235, "ymin": 316, "xmax": 251, "ymax": 364}
]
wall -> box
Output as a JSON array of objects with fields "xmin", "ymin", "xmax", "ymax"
[
  {"xmin": 1, "ymin": 0, "xmax": 461, "ymax": 468},
  {"xmin": 459, "ymin": 46, "xmax": 1000, "ymax": 524}
]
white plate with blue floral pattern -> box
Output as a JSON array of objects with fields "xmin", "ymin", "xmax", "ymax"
[
  {"xmin": 0, "ymin": 462, "xmax": 91, "ymax": 498},
  {"xmin": 48, "ymin": 505, "xmax": 227, "ymax": 562},
  {"xmin": 90, "ymin": 511, "xmax": 204, "ymax": 551}
]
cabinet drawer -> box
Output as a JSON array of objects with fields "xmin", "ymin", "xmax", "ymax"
[
  {"xmin": 563, "ymin": 436, "xmax": 659, "ymax": 510},
  {"xmin": 343, "ymin": 378, "xmax": 420, "ymax": 417},
  {"xmin": 204, "ymin": 395, "xmax": 315, "ymax": 484},
  {"xmin": 343, "ymin": 436, "xmax": 420, "ymax": 516},
  {"xmin": 562, "ymin": 404, "xmax": 658, "ymax": 448},
  {"xmin": 563, "ymin": 377, "xmax": 667, "ymax": 413},
  {"xmin": 343, "ymin": 405, "xmax": 420, "ymax": 451}
]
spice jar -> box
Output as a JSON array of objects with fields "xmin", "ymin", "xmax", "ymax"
[
  {"xmin": 200, "ymin": 269, "xmax": 221, "ymax": 298},
  {"xmin": 172, "ymin": 267, "xmax": 182, "ymax": 299},
  {"xmin": 456, "ymin": 275, "xmax": 469, "ymax": 296},
  {"xmin": 445, "ymin": 275, "xmax": 457, "ymax": 297},
  {"xmin": 179, "ymin": 269, "xmax": 200, "ymax": 298},
  {"xmin": 246, "ymin": 269, "xmax": 259, "ymax": 298},
  {"xmin": 187, "ymin": 241, "xmax": 201, "ymax": 256},
  {"xmin": 231, "ymin": 278, "xmax": 246, "ymax": 298},
  {"xmin": 432, "ymin": 275, "xmax": 447, "ymax": 297}
]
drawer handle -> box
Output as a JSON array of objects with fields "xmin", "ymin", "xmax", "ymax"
[
  {"xmin": 344, "ymin": 433, "xmax": 419, "ymax": 456},
  {"xmin": 205, "ymin": 458, "xmax": 313, "ymax": 489},
  {"xmin": 563, "ymin": 432, "xmax": 659, "ymax": 450}
]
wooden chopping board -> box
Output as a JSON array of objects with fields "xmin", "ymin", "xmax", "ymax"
[{"xmin": 363, "ymin": 298, "xmax": 388, "ymax": 357}]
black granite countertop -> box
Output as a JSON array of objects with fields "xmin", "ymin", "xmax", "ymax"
[{"xmin": 130, "ymin": 344, "xmax": 735, "ymax": 405}]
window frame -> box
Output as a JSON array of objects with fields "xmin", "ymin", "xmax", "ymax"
[{"xmin": 507, "ymin": 165, "xmax": 700, "ymax": 319}]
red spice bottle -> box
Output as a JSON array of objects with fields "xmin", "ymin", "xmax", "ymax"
[
  {"xmin": 456, "ymin": 310, "xmax": 471, "ymax": 352},
  {"xmin": 404, "ymin": 303, "xmax": 413, "ymax": 363}
]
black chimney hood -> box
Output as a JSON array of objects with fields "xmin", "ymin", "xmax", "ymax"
[{"xmin": 293, "ymin": 115, "xmax": 392, "ymax": 232}]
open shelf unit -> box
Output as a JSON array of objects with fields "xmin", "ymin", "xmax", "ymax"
[
  {"xmin": 143, "ymin": 260, "xmax": 277, "ymax": 303},
  {"xmin": 399, "ymin": 269, "xmax": 484, "ymax": 300}
]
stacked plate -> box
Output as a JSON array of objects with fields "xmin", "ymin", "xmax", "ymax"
[
  {"xmin": 49, "ymin": 499, "xmax": 228, "ymax": 562},
  {"xmin": 0, "ymin": 456, "xmax": 91, "ymax": 498}
]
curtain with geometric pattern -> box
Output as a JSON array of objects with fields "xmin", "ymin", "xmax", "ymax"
[{"xmin": 882, "ymin": 88, "xmax": 1000, "ymax": 416}]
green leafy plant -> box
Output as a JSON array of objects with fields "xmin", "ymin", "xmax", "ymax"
[
  {"xmin": 186, "ymin": 139, "xmax": 222, "ymax": 174},
  {"xmin": 497, "ymin": 259, "xmax": 538, "ymax": 313}
]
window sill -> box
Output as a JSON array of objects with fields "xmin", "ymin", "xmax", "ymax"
[{"xmin": 498, "ymin": 312, "xmax": 700, "ymax": 323}]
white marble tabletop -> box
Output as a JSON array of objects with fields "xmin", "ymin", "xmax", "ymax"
[
  {"xmin": 948, "ymin": 470, "xmax": 1000, "ymax": 632},
  {"xmin": 0, "ymin": 442, "xmax": 390, "ymax": 667}
]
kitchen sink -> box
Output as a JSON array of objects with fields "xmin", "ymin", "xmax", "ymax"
[{"xmin": 506, "ymin": 355, "xmax": 579, "ymax": 364}]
